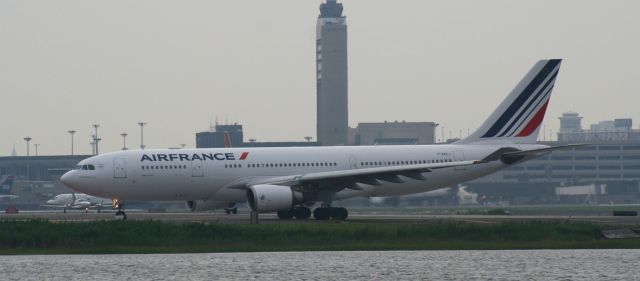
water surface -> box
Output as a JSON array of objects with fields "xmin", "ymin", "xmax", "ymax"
[{"xmin": 1, "ymin": 249, "xmax": 638, "ymax": 280}]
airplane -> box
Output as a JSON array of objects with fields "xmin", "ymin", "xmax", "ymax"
[
  {"xmin": 44, "ymin": 193, "xmax": 112, "ymax": 213},
  {"xmin": 61, "ymin": 59, "xmax": 578, "ymax": 220},
  {"xmin": 0, "ymin": 175, "xmax": 18, "ymax": 201}
]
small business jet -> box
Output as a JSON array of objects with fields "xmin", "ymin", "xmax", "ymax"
[
  {"xmin": 44, "ymin": 193, "xmax": 112, "ymax": 213},
  {"xmin": 61, "ymin": 59, "xmax": 575, "ymax": 220}
]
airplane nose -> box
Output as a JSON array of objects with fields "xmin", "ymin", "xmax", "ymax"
[{"xmin": 61, "ymin": 171, "xmax": 75, "ymax": 188}]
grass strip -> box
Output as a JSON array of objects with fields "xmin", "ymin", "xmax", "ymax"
[{"xmin": 0, "ymin": 220, "xmax": 638, "ymax": 254}]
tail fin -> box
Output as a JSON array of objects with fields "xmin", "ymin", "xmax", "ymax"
[{"xmin": 457, "ymin": 59, "xmax": 562, "ymax": 144}]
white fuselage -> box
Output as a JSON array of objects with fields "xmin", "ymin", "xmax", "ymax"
[{"xmin": 61, "ymin": 143, "xmax": 545, "ymax": 203}]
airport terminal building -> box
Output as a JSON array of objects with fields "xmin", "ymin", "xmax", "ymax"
[{"xmin": 466, "ymin": 114, "xmax": 640, "ymax": 205}]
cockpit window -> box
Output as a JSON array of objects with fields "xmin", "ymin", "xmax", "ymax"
[{"xmin": 77, "ymin": 164, "xmax": 96, "ymax": 171}]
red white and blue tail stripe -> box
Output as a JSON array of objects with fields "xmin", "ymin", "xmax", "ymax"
[{"xmin": 457, "ymin": 59, "xmax": 562, "ymax": 144}]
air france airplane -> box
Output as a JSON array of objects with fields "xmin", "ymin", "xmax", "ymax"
[{"xmin": 61, "ymin": 59, "xmax": 576, "ymax": 220}]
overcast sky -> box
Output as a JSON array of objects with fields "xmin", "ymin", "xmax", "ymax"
[{"xmin": 1, "ymin": 0, "xmax": 638, "ymax": 156}]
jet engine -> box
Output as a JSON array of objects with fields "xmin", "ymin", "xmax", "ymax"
[
  {"xmin": 186, "ymin": 200, "xmax": 234, "ymax": 212},
  {"xmin": 247, "ymin": 185, "xmax": 304, "ymax": 213}
]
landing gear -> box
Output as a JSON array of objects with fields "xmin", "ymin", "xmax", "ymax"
[
  {"xmin": 225, "ymin": 207, "xmax": 238, "ymax": 215},
  {"xmin": 313, "ymin": 207, "xmax": 348, "ymax": 220},
  {"xmin": 277, "ymin": 210, "xmax": 294, "ymax": 219},
  {"xmin": 113, "ymin": 198, "xmax": 126, "ymax": 220},
  {"xmin": 313, "ymin": 207, "xmax": 330, "ymax": 220},
  {"xmin": 293, "ymin": 206, "xmax": 311, "ymax": 219},
  {"xmin": 115, "ymin": 209, "xmax": 127, "ymax": 220},
  {"xmin": 330, "ymin": 207, "xmax": 348, "ymax": 220},
  {"xmin": 277, "ymin": 206, "xmax": 311, "ymax": 220}
]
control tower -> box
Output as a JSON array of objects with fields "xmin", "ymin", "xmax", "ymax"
[{"xmin": 316, "ymin": 0, "xmax": 348, "ymax": 146}]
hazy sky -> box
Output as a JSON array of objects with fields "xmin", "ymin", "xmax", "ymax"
[{"xmin": 1, "ymin": 0, "xmax": 638, "ymax": 156}]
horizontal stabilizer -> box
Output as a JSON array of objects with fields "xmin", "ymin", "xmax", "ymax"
[
  {"xmin": 503, "ymin": 144, "xmax": 590, "ymax": 157},
  {"xmin": 499, "ymin": 144, "xmax": 590, "ymax": 164}
]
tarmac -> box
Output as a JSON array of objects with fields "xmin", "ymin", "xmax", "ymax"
[{"xmin": 2, "ymin": 211, "xmax": 640, "ymax": 225}]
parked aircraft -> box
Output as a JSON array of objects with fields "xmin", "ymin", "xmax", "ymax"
[
  {"xmin": 0, "ymin": 175, "xmax": 18, "ymax": 201},
  {"xmin": 44, "ymin": 193, "xmax": 112, "ymax": 213}
]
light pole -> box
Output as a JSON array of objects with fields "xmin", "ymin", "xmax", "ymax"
[
  {"xmin": 93, "ymin": 124, "xmax": 100, "ymax": 155},
  {"xmin": 121, "ymin": 133, "xmax": 128, "ymax": 150},
  {"xmin": 68, "ymin": 130, "xmax": 76, "ymax": 155},
  {"xmin": 35, "ymin": 144, "xmax": 39, "ymax": 156},
  {"xmin": 138, "ymin": 122, "xmax": 147, "ymax": 150},
  {"xmin": 90, "ymin": 135, "xmax": 96, "ymax": 155},
  {"xmin": 23, "ymin": 137, "xmax": 31, "ymax": 181}
]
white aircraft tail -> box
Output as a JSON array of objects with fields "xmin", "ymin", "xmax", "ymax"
[{"xmin": 457, "ymin": 59, "xmax": 562, "ymax": 144}]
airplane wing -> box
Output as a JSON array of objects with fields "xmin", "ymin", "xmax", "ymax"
[
  {"xmin": 93, "ymin": 202, "xmax": 113, "ymax": 207},
  {"xmin": 225, "ymin": 160, "xmax": 479, "ymax": 192},
  {"xmin": 42, "ymin": 204, "xmax": 69, "ymax": 208}
]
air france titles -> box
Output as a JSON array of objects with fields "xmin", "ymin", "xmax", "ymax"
[{"xmin": 141, "ymin": 152, "xmax": 249, "ymax": 162}]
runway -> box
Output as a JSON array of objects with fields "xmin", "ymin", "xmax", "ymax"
[{"xmin": 2, "ymin": 211, "xmax": 640, "ymax": 225}]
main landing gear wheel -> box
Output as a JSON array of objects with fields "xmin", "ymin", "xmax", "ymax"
[
  {"xmin": 277, "ymin": 207, "xmax": 311, "ymax": 220},
  {"xmin": 330, "ymin": 207, "xmax": 348, "ymax": 220},
  {"xmin": 313, "ymin": 207, "xmax": 331, "ymax": 220},
  {"xmin": 277, "ymin": 209, "xmax": 294, "ymax": 219},
  {"xmin": 313, "ymin": 207, "xmax": 348, "ymax": 220},
  {"xmin": 293, "ymin": 207, "xmax": 311, "ymax": 220}
]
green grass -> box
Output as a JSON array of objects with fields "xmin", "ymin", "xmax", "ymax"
[
  {"xmin": 0, "ymin": 220, "xmax": 639, "ymax": 254},
  {"xmin": 350, "ymin": 205, "xmax": 640, "ymax": 216}
]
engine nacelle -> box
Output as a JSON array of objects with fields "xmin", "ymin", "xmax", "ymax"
[
  {"xmin": 186, "ymin": 200, "xmax": 234, "ymax": 212},
  {"xmin": 247, "ymin": 185, "xmax": 303, "ymax": 213}
]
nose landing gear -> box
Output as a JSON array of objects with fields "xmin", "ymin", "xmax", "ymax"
[{"xmin": 113, "ymin": 197, "xmax": 127, "ymax": 220}]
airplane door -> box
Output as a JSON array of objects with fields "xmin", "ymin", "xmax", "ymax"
[
  {"xmin": 191, "ymin": 160, "xmax": 204, "ymax": 177},
  {"xmin": 114, "ymin": 158, "xmax": 127, "ymax": 178},
  {"xmin": 349, "ymin": 155, "xmax": 358, "ymax": 169},
  {"xmin": 452, "ymin": 150, "xmax": 466, "ymax": 171}
]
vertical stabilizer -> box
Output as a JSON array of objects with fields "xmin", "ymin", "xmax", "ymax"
[{"xmin": 457, "ymin": 59, "xmax": 562, "ymax": 144}]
